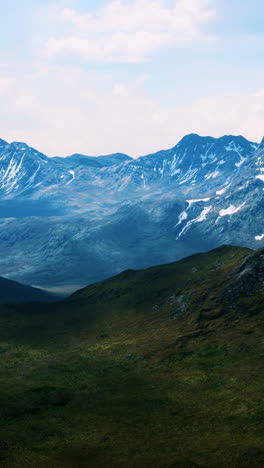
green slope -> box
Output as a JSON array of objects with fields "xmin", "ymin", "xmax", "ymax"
[{"xmin": 0, "ymin": 245, "xmax": 263, "ymax": 467}]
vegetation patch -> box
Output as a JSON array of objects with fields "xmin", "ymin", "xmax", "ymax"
[{"xmin": 0, "ymin": 246, "xmax": 263, "ymax": 467}]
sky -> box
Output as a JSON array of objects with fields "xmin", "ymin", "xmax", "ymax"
[{"xmin": 0, "ymin": 0, "xmax": 264, "ymax": 157}]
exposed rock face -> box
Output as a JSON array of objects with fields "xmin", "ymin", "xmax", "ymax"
[
  {"xmin": 223, "ymin": 248, "xmax": 264, "ymax": 301},
  {"xmin": 170, "ymin": 294, "xmax": 187, "ymax": 320}
]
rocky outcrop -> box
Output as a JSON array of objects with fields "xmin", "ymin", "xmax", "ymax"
[{"xmin": 223, "ymin": 248, "xmax": 264, "ymax": 302}]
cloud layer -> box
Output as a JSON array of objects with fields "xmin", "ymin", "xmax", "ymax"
[
  {"xmin": 42, "ymin": 0, "xmax": 216, "ymax": 63},
  {"xmin": 1, "ymin": 66, "xmax": 263, "ymax": 157},
  {"xmin": 0, "ymin": 0, "xmax": 263, "ymax": 157}
]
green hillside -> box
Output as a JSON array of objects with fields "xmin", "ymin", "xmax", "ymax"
[{"xmin": 0, "ymin": 245, "xmax": 263, "ymax": 467}]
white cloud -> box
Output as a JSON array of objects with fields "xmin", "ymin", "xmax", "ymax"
[
  {"xmin": 43, "ymin": 31, "xmax": 171, "ymax": 63},
  {"xmin": 0, "ymin": 75, "xmax": 16, "ymax": 94},
  {"xmin": 183, "ymin": 90, "xmax": 264, "ymax": 142},
  {"xmin": 112, "ymin": 83, "xmax": 128, "ymax": 96},
  {"xmin": 1, "ymin": 0, "xmax": 264, "ymax": 159},
  {"xmin": 41, "ymin": 0, "xmax": 216, "ymax": 63},
  {"xmin": 59, "ymin": 0, "xmax": 215, "ymax": 33},
  {"xmin": 0, "ymin": 65, "xmax": 264, "ymax": 158}
]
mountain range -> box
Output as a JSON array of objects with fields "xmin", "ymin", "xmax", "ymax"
[{"xmin": 0, "ymin": 133, "xmax": 263, "ymax": 292}]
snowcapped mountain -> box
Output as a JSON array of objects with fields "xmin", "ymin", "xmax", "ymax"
[
  {"xmin": 0, "ymin": 141, "xmax": 131, "ymax": 201},
  {"xmin": 0, "ymin": 133, "xmax": 263, "ymax": 292},
  {"xmin": 0, "ymin": 133, "xmax": 258, "ymax": 201},
  {"xmin": 0, "ymin": 141, "xmax": 64, "ymax": 197},
  {"xmin": 91, "ymin": 134, "xmax": 258, "ymax": 197}
]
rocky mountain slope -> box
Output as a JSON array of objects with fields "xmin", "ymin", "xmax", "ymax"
[
  {"xmin": 0, "ymin": 133, "xmax": 263, "ymax": 291},
  {"xmin": 0, "ymin": 245, "xmax": 263, "ymax": 467}
]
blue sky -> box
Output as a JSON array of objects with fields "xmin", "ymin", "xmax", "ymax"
[{"xmin": 0, "ymin": 0, "xmax": 264, "ymax": 156}]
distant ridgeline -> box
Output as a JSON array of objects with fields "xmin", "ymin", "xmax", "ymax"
[{"xmin": 0, "ymin": 275, "xmax": 59, "ymax": 304}]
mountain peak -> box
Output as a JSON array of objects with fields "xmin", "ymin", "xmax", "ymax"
[
  {"xmin": 65, "ymin": 152, "xmax": 132, "ymax": 168},
  {"xmin": 10, "ymin": 141, "xmax": 29, "ymax": 149},
  {"xmin": 219, "ymin": 134, "xmax": 251, "ymax": 144},
  {"xmin": 6, "ymin": 142, "xmax": 50, "ymax": 163},
  {"xmin": 177, "ymin": 133, "xmax": 215, "ymax": 147},
  {"xmin": 0, "ymin": 138, "xmax": 8, "ymax": 147}
]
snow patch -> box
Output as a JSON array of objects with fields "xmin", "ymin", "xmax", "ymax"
[
  {"xmin": 187, "ymin": 198, "xmax": 210, "ymax": 208},
  {"xmin": 176, "ymin": 206, "xmax": 212, "ymax": 239},
  {"xmin": 216, "ymin": 184, "xmax": 231, "ymax": 195},
  {"xmin": 179, "ymin": 168, "xmax": 198, "ymax": 185},
  {"xmin": 67, "ymin": 170, "xmax": 75, "ymax": 185},
  {"xmin": 219, "ymin": 202, "xmax": 246, "ymax": 217},
  {"xmin": 141, "ymin": 174, "xmax": 146, "ymax": 188},
  {"xmin": 225, "ymin": 142, "xmax": 242, "ymax": 153},
  {"xmin": 235, "ymin": 156, "xmax": 247, "ymax": 168},
  {"xmin": 171, "ymin": 168, "xmax": 181, "ymax": 176},
  {"xmin": 205, "ymin": 171, "xmax": 220, "ymax": 180},
  {"xmin": 255, "ymin": 234, "xmax": 264, "ymax": 241},
  {"xmin": 176, "ymin": 210, "xmax": 188, "ymax": 227}
]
